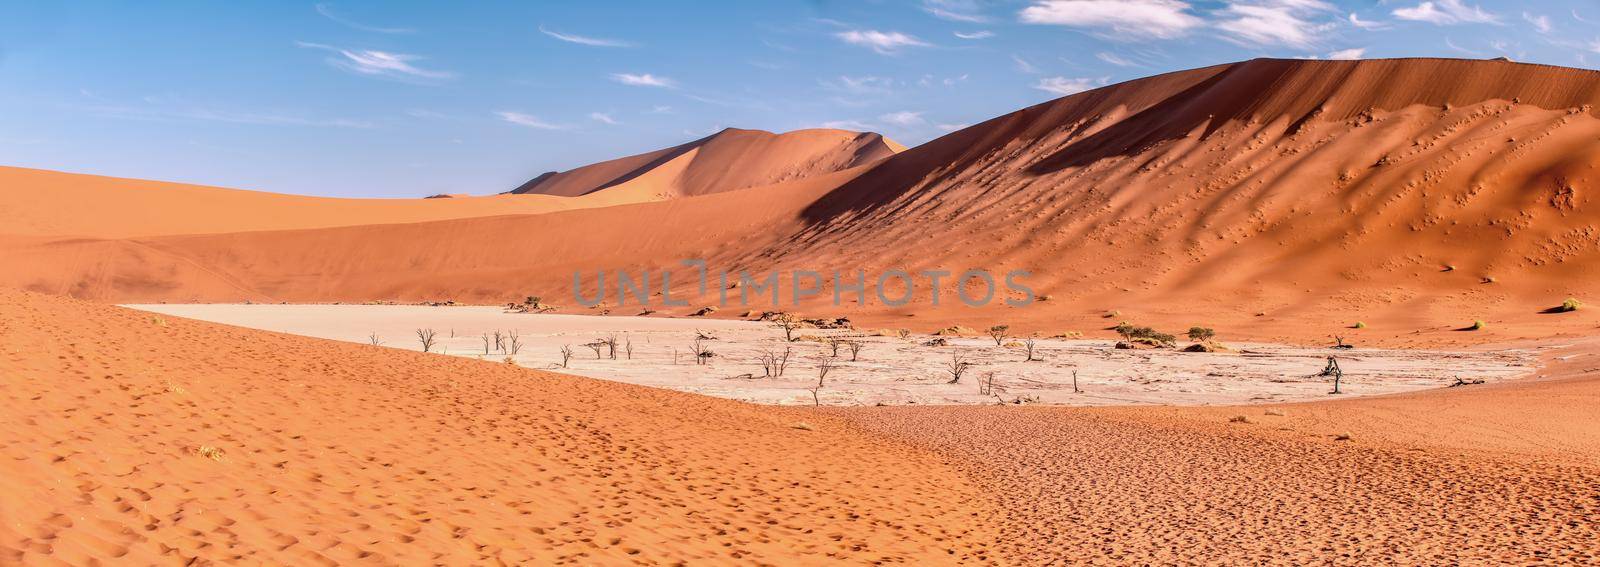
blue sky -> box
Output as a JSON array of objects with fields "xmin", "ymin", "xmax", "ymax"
[{"xmin": 2, "ymin": 1, "xmax": 1595, "ymax": 198}]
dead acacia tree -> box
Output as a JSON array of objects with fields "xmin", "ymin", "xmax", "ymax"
[
  {"xmin": 368, "ymin": 332, "xmax": 383, "ymax": 346},
  {"xmin": 846, "ymin": 340, "xmax": 864, "ymax": 362},
  {"xmin": 1319, "ymin": 356, "xmax": 1344, "ymax": 394},
  {"xmin": 978, "ymin": 371, "xmax": 999, "ymax": 396},
  {"xmin": 416, "ymin": 328, "xmax": 438, "ymax": 353},
  {"xmin": 492, "ymin": 330, "xmax": 505, "ymax": 353},
  {"xmin": 605, "ymin": 334, "xmax": 618, "ymax": 359},
  {"xmin": 827, "ymin": 337, "xmax": 844, "ymax": 357},
  {"xmin": 559, "ymin": 345, "xmax": 573, "ymax": 368},
  {"xmin": 774, "ymin": 313, "xmax": 801, "ymax": 342},
  {"xmin": 584, "ymin": 340, "xmax": 606, "ymax": 359},
  {"xmin": 944, "ymin": 352, "xmax": 972, "ymax": 384},
  {"xmin": 811, "ymin": 357, "xmax": 837, "ymax": 406},
  {"xmin": 691, "ymin": 338, "xmax": 714, "ymax": 365},
  {"xmin": 757, "ymin": 346, "xmax": 794, "ymax": 377},
  {"xmin": 988, "ymin": 325, "xmax": 1010, "ymax": 346},
  {"xmin": 481, "ymin": 332, "xmax": 493, "ymax": 355},
  {"xmin": 1072, "ymin": 370, "xmax": 1081, "ymax": 394},
  {"xmin": 624, "ymin": 335, "xmax": 634, "ymax": 360},
  {"xmin": 505, "ymin": 330, "xmax": 522, "ymax": 355},
  {"xmin": 1023, "ymin": 337, "xmax": 1041, "ymax": 362}
]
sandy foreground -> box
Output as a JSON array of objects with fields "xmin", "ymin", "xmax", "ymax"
[
  {"xmin": 3, "ymin": 290, "xmax": 1598, "ymax": 564},
  {"xmin": 128, "ymin": 304, "xmax": 1536, "ymax": 407}
]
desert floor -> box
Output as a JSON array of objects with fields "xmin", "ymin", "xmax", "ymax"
[
  {"xmin": 3, "ymin": 291, "xmax": 1597, "ymax": 564},
  {"xmin": 129, "ymin": 304, "xmax": 1536, "ymax": 406}
]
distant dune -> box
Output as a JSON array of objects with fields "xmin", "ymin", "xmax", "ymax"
[
  {"xmin": 0, "ymin": 166, "xmax": 653, "ymax": 238},
  {"xmin": 508, "ymin": 127, "xmax": 902, "ymax": 198},
  {"xmin": 6, "ymin": 58, "xmax": 1600, "ymax": 345}
]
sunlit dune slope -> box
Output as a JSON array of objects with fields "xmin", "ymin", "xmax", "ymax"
[{"xmin": 0, "ymin": 287, "xmax": 997, "ymax": 564}]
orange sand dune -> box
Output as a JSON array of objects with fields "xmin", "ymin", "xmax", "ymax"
[
  {"xmin": 5, "ymin": 288, "xmax": 1598, "ymax": 563},
  {"xmin": 510, "ymin": 127, "xmax": 902, "ymax": 198},
  {"xmin": 7, "ymin": 58, "xmax": 1600, "ymax": 346},
  {"xmin": 0, "ymin": 166, "xmax": 662, "ymax": 239},
  {"xmin": 0, "ymin": 288, "xmax": 998, "ymax": 564}
]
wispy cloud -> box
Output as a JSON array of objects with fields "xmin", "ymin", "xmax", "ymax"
[
  {"xmin": 1392, "ymin": 0, "xmax": 1498, "ymax": 26},
  {"xmin": 923, "ymin": 0, "xmax": 990, "ymax": 23},
  {"xmin": 314, "ymin": 4, "xmax": 413, "ymax": 34},
  {"xmin": 1012, "ymin": 54, "xmax": 1041, "ymax": 74},
  {"xmin": 1347, "ymin": 13, "xmax": 1388, "ymax": 30},
  {"xmin": 1019, "ymin": 0, "xmax": 1203, "ymax": 40},
  {"xmin": 835, "ymin": 30, "xmax": 931, "ymax": 55},
  {"xmin": 538, "ymin": 24, "xmax": 634, "ymax": 47},
  {"xmin": 819, "ymin": 119, "xmax": 876, "ymax": 131},
  {"xmin": 878, "ymin": 111, "xmax": 926, "ymax": 126},
  {"xmin": 954, "ymin": 30, "xmax": 995, "ymax": 39},
  {"xmin": 1215, "ymin": 1, "xmax": 1337, "ymax": 49},
  {"xmin": 1096, "ymin": 51, "xmax": 1139, "ymax": 67},
  {"xmin": 496, "ymin": 111, "xmax": 565, "ymax": 130},
  {"xmin": 1326, "ymin": 47, "xmax": 1366, "ymax": 59},
  {"xmin": 296, "ymin": 41, "xmax": 454, "ymax": 82},
  {"xmin": 589, "ymin": 112, "xmax": 619, "ymax": 125},
  {"xmin": 822, "ymin": 75, "xmax": 896, "ymax": 95},
  {"xmin": 1444, "ymin": 37, "xmax": 1484, "ymax": 56},
  {"xmin": 1521, "ymin": 12, "xmax": 1552, "ymax": 33},
  {"xmin": 610, "ymin": 73, "xmax": 675, "ymax": 88},
  {"xmin": 78, "ymin": 97, "xmax": 372, "ymax": 129},
  {"xmin": 1035, "ymin": 76, "xmax": 1103, "ymax": 96},
  {"xmin": 937, "ymin": 123, "xmax": 971, "ymax": 132}
]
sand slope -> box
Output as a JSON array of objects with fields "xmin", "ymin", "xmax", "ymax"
[
  {"xmin": 7, "ymin": 58, "xmax": 1600, "ymax": 345},
  {"xmin": 0, "ymin": 288, "xmax": 997, "ymax": 564},
  {"xmin": 0, "ymin": 166, "xmax": 678, "ymax": 239},
  {"xmin": 510, "ymin": 127, "xmax": 901, "ymax": 198}
]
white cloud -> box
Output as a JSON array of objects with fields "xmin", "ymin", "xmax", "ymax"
[
  {"xmin": 823, "ymin": 75, "xmax": 895, "ymax": 95},
  {"xmin": 496, "ymin": 111, "xmax": 565, "ymax": 130},
  {"xmin": 819, "ymin": 120, "xmax": 875, "ymax": 131},
  {"xmin": 879, "ymin": 111, "xmax": 926, "ymax": 126},
  {"xmin": 539, "ymin": 25, "xmax": 634, "ymax": 47},
  {"xmin": 1035, "ymin": 76, "xmax": 1100, "ymax": 96},
  {"xmin": 1521, "ymin": 12, "xmax": 1551, "ymax": 33},
  {"xmin": 954, "ymin": 30, "xmax": 996, "ymax": 39},
  {"xmin": 1392, "ymin": 0, "xmax": 1498, "ymax": 25},
  {"xmin": 835, "ymin": 30, "xmax": 931, "ymax": 54},
  {"xmin": 314, "ymin": 4, "xmax": 413, "ymax": 34},
  {"xmin": 1019, "ymin": 0, "xmax": 1203, "ymax": 40},
  {"xmin": 924, "ymin": 0, "xmax": 990, "ymax": 23},
  {"xmin": 610, "ymin": 73, "xmax": 675, "ymax": 88},
  {"xmin": 1327, "ymin": 47, "xmax": 1366, "ymax": 59},
  {"xmin": 648, "ymin": 105, "xmax": 674, "ymax": 114},
  {"xmin": 1215, "ymin": 1, "xmax": 1337, "ymax": 49},
  {"xmin": 1012, "ymin": 54, "xmax": 1041, "ymax": 74},
  {"xmin": 589, "ymin": 112, "xmax": 619, "ymax": 125},
  {"xmin": 1590, "ymin": 39, "xmax": 1600, "ymax": 54},
  {"xmin": 937, "ymin": 123, "xmax": 971, "ymax": 132},
  {"xmin": 1096, "ymin": 51, "xmax": 1138, "ymax": 67},
  {"xmin": 296, "ymin": 42, "xmax": 453, "ymax": 81},
  {"xmin": 1347, "ymin": 13, "xmax": 1388, "ymax": 30}
]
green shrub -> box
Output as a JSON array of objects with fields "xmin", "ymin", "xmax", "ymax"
[
  {"xmin": 1187, "ymin": 326, "xmax": 1216, "ymax": 342},
  {"xmin": 1560, "ymin": 298, "xmax": 1582, "ymax": 312},
  {"xmin": 1469, "ymin": 320, "xmax": 1486, "ymax": 331}
]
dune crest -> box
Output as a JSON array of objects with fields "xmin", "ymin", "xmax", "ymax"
[
  {"xmin": 509, "ymin": 127, "xmax": 902, "ymax": 198},
  {"xmin": 6, "ymin": 58, "xmax": 1600, "ymax": 344}
]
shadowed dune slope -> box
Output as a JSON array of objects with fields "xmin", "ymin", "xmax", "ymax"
[
  {"xmin": 508, "ymin": 127, "xmax": 902, "ymax": 198},
  {"xmin": 8, "ymin": 58, "xmax": 1600, "ymax": 344},
  {"xmin": 0, "ymin": 288, "xmax": 998, "ymax": 564}
]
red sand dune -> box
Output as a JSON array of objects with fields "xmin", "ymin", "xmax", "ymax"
[
  {"xmin": 0, "ymin": 288, "xmax": 999, "ymax": 564},
  {"xmin": 4, "ymin": 58, "xmax": 1600, "ymax": 346},
  {"xmin": 0, "ymin": 166, "xmax": 642, "ymax": 239},
  {"xmin": 5, "ymin": 288, "xmax": 1598, "ymax": 564},
  {"xmin": 509, "ymin": 127, "xmax": 902, "ymax": 198}
]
